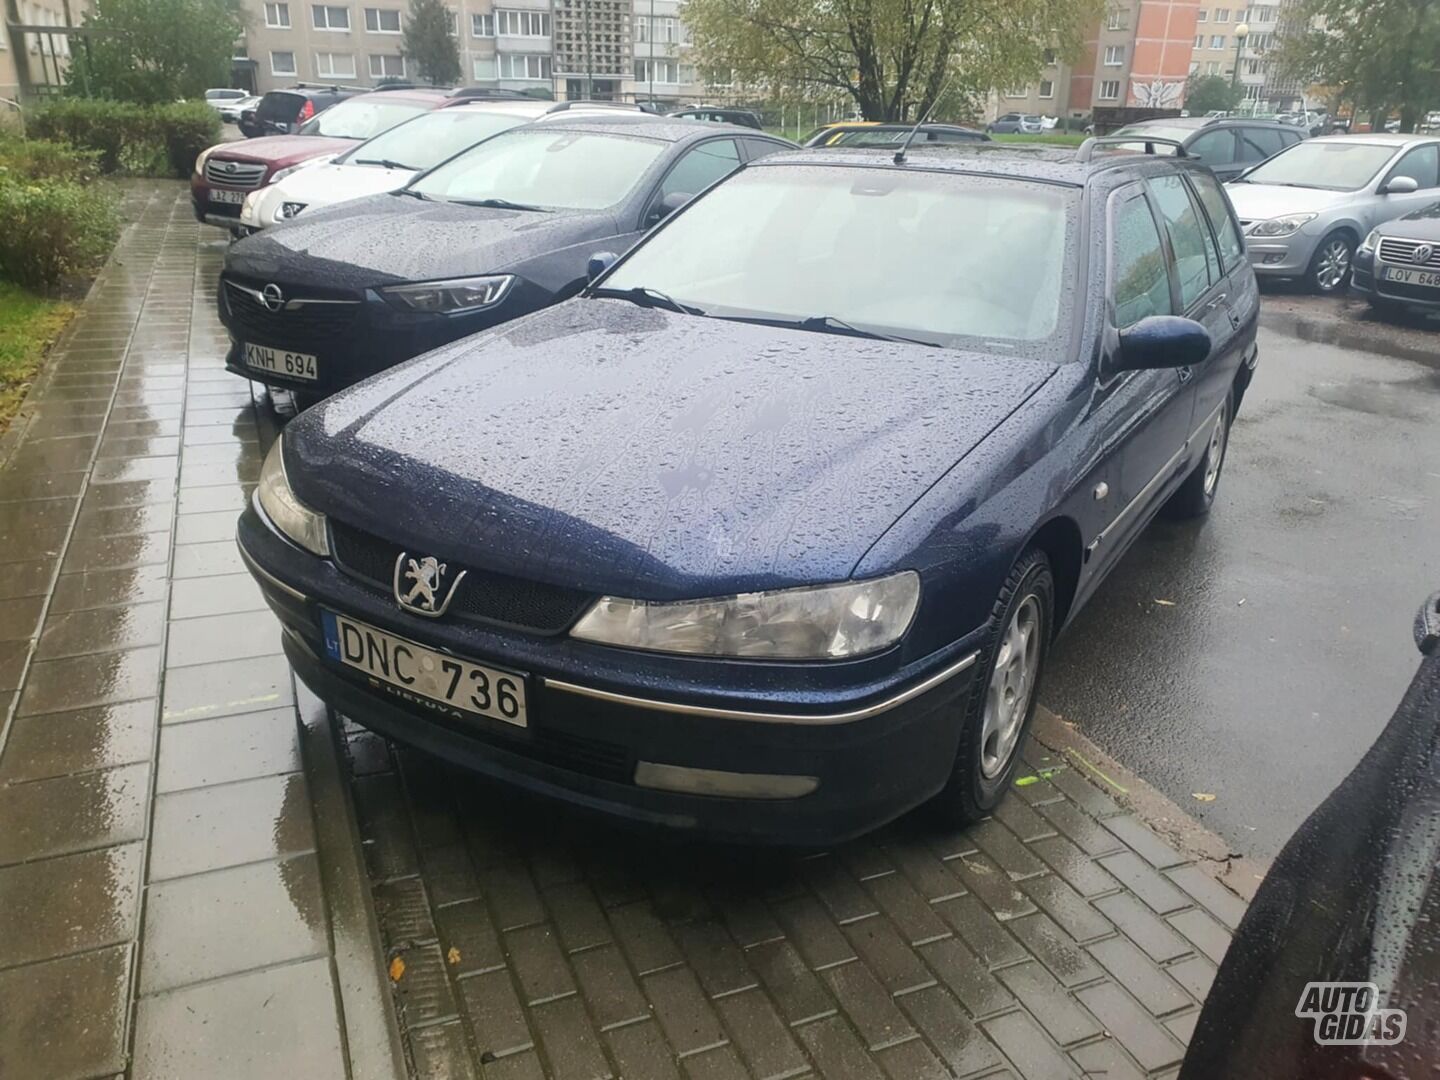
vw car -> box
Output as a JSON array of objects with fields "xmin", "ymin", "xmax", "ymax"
[
  {"xmin": 218, "ymin": 115, "xmax": 792, "ymax": 402},
  {"xmin": 1226, "ymin": 133, "xmax": 1440, "ymax": 293},
  {"xmin": 1351, "ymin": 199, "xmax": 1440, "ymax": 314},
  {"xmin": 237, "ymin": 140, "xmax": 1258, "ymax": 843},
  {"xmin": 1110, "ymin": 116, "xmax": 1305, "ymax": 181}
]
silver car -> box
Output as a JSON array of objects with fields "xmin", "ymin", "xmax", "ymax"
[{"xmin": 1225, "ymin": 133, "xmax": 1440, "ymax": 293}]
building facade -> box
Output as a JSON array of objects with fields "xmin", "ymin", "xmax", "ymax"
[{"xmin": 1, "ymin": 0, "xmax": 89, "ymax": 104}]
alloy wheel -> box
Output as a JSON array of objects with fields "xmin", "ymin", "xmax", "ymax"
[
  {"xmin": 1203, "ymin": 403, "xmax": 1228, "ymax": 498},
  {"xmin": 980, "ymin": 594, "xmax": 1041, "ymax": 779},
  {"xmin": 1315, "ymin": 238, "xmax": 1352, "ymax": 291}
]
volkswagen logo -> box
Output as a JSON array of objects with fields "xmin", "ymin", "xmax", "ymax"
[
  {"xmin": 261, "ymin": 283, "xmax": 285, "ymax": 312},
  {"xmin": 1413, "ymin": 244, "xmax": 1434, "ymax": 265}
]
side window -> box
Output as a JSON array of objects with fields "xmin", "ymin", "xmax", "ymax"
[
  {"xmin": 1189, "ymin": 170, "xmax": 1245, "ymax": 272},
  {"xmin": 741, "ymin": 137, "xmax": 786, "ymax": 162},
  {"xmin": 1112, "ymin": 190, "xmax": 1174, "ymax": 328},
  {"xmin": 1238, "ymin": 127, "xmax": 1285, "ymax": 161},
  {"xmin": 1186, "ymin": 129, "xmax": 1236, "ymax": 166},
  {"xmin": 1148, "ymin": 174, "xmax": 1214, "ymax": 308},
  {"xmin": 1384, "ymin": 144, "xmax": 1439, "ymax": 189},
  {"xmin": 655, "ymin": 139, "xmax": 741, "ymax": 207}
]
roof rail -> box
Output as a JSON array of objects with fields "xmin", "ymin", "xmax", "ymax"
[
  {"xmin": 545, "ymin": 100, "xmax": 646, "ymax": 113},
  {"xmin": 1076, "ymin": 135, "xmax": 1189, "ymax": 162},
  {"xmin": 445, "ymin": 86, "xmax": 535, "ymax": 100}
]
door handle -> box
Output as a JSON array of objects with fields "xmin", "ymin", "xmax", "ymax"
[{"xmin": 1204, "ymin": 293, "xmax": 1229, "ymax": 311}]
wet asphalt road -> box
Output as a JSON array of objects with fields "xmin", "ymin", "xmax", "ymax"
[{"xmin": 1043, "ymin": 316, "xmax": 1440, "ymax": 861}]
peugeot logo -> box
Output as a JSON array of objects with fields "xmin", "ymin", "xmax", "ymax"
[
  {"xmin": 393, "ymin": 553, "xmax": 467, "ymax": 618},
  {"xmin": 1413, "ymin": 244, "xmax": 1434, "ymax": 265},
  {"xmin": 261, "ymin": 283, "xmax": 285, "ymax": 312},
  {"xmin": 224, "ymin": 160, "xmax": 237, "ymax": 174}
]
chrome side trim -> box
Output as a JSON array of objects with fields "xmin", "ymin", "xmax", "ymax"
[
  {"xmin": 544, "ymin": 650, "xmax": 980, "ymax": 726},
  {"xmin": 224, "ymin": 281, "xmax": 361, "ymax": 309},
  {"xmin": 239, "ymin": 542, "xmax": 309, "ymax": 602}
]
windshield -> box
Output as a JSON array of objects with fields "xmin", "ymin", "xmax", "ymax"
[
  {"xmin": 338, "ymin": 109, "xmax": 532, "ymax": 171},
  {"xmin": 1111, "ymin": 125, "xmax": 1196, "ymax": 154},
  {"xmin": 298, "ymin": 99, "xmax": 432, "ymax": 140},
  {"xmin": 602, "ymin": 164, "xmax": 1076, "ymax": 353},
  {"xmin": 411, "ymin": 129, "xmax": 666, "ymax": 210},
  {"xmin": 1240, "ymin": 140, "xmax": 1398, "ymax": 190}
]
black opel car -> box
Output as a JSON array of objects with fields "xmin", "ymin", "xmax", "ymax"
[{"xmin": 218, "ymin": 115, "xmax": 792, "ymax": 403}]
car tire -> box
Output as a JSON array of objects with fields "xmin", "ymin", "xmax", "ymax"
[
  {"xmin": 1164, "ymin": 393, "xmax": 1230, "ymax": 519},
  {"xmin": 1307, "ymin": 230, "xmax": 1355, "ymax": 294},
  {"xmin": 929, "ymin": 548, "xmax": 1054, "ymax": 827}
]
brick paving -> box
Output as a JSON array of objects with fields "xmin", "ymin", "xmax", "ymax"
[{"xmin": 0, "ymin": 181, "xmax": 1245, "ymax": 1080}]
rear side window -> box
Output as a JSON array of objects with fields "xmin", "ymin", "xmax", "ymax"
[
  {"xmin": 1187, "ymin": 129, "xmax": 1236, "ymax": 166},
  {"xmin": 658, "ymin": 139, "xmax": 741, "ymax": 203},
  {"xmin": 1148, "ymin": 173, "xmax": 1215, "ymax": 308},
  {"xmin": 742, "ymin": 137, "xmax": 787, "ymax": 162},
  {"xmin": 1189, "ymin": 171, "xmax": 1246, "ymax": 272},
  {"xmin": 1238, "ymin": 127, "xmax": 1285, "ymax": 161},
  {"xmin": 1112, "ymin": 190, "xmax": 1173, "ymax": 328},
  {"xmin": 1385, "ymin": 144, "xmax": 1440, "ymax": 189}
]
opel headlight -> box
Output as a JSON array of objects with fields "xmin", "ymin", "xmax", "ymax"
[
  {"xmin": 570, "ymin": 572, "xmax": 921, "ymax": 660},
  {"xmin": 256, "ymin": 436, "xmax": 330, "ymax": 556},
  {"xmin": 1359, "ymin": 228, "xmax": 1381, "ymax": 255},
  {"xmin": 379, "ymin": 275, "xmax": 515, "ymax": 315},
  {"xmin": 1249, "ymin": 213, "xmax": 1317, "ymax": 238}
]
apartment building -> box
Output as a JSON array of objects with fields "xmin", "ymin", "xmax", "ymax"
[
  {"xmin": 990, "ymin": 48, "xmax": 1073, "ymax": 120},
  {"xmin": 1, "ymin": 0, "xmax": 89, "ymax": 103}
]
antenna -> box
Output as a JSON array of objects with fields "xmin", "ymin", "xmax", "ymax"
[{"xmin": 893, "ymin": 73, "xmax": 955, "ymax": 164}]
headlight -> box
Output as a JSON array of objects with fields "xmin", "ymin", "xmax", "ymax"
[
  {"xmin": 194, "ymin": 145, "xmax": 220, "ymax": 175},
  {"xmin": 1249, "ymin": 213, "xmax": 1317, "ymax": 238},
  {"xmin": 256, "ymin": 436, "xmax": 330, "ymax": 556},
  {"xmin": 570, "ymin": 572, "xmax": 920, "ymax": 660},
  {"xmin": 1359, "ymin": 227, "xmax": 1381, "ymax": 254},
  {"xmin": 379, "ymin": 275, "xmax": 515, "ymax": 315}
]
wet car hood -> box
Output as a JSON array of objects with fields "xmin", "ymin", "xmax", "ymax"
[
  {"xmin": 273, "ymin": 161, "xmax": 415, "ymax": 204},
  {"xmin": 224, "ymin": 194, "xmax": 616, "ymax": 288},
  {"xmin": 285, "ymin": 300, "xmax": 1056, "ymax": 598},
  {"xmin": 1225, "ymin": 182, "xmax": 1353, "ymax": 220},
  {"xmin": 1378, "ymin": 198, "xmax": 1440, "ymax": 239},
  {"xmin": 208, "ymin": 135, "xmax": 355, "ymax": 167}
]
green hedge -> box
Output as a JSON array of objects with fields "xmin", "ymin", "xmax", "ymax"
[
  {"xmin": 0, "ymin": 134, "xmax": 102, "ymax": 183},
  {"xmin": 28, "ymin": 99, "xmax": 221, "ymax": 178},
  {"xmin": 0, "ymin": 178, "xmax": 121, "ymax": 290}
]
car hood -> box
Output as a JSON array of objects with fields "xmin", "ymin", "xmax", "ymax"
[
  {"xmin": 225, "ymin": 195, "xmax": 617, "ymax": 288},
  {"xmin": 272, "ymin": 162, "xmax": 414, "ymax": 207},
  {"xmin": 1381, "ymin": 199, "xmax": 1440, "ymax": 238},
  {"xmin": 209, "ymin": 135, "xmax": 355, "ymax": 167},
  {"xmin": 285, "ymin": 300, "xmax": 1056, "ymax": 597},
  {"xmin": 1225, "ymin": 182, "xmax": 1351, "ymax": 220}
]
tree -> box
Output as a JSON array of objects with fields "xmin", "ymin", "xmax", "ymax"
[
  {"xmin": 683, "ymin": 0, "xmax": 1103, "ymax": 121},
  {"xmin": 403, "ymin": 0, "xmax": 461, "ymax": 86},
  {"xmin": 1277, "ymin": 0, "xmax": 1440, "ymax": 132},
  {"xmin": 1184, "ymin": 74, "xmax": 1242, "ymax": 114},
  {"xmin": 66, "ymin": 0, "xmax": 243, "ymax": 104}
]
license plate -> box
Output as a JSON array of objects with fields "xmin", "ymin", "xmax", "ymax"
[
  {"xmin": 210, "ymin": 188, "xmax": 246, "ymax": 205},
  {"xmin": 243, "ymin": 342, "xmax": 318, "ymax": 381},
  {"xmin": 1381, "ymin": 265, "xmax": 1440, "ymax": 288},
  {"xmin": 322, "ymin": 611, "xmax": 528, "ymax": 726}
]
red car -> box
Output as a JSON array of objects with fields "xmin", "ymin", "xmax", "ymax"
[{"xmin": 191, "ymin": 87, "xmax": 457, "ymax": 231}]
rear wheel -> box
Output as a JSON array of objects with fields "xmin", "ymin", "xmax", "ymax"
[
  {"xmin": 929, "ymin": 549, "xmax": 1054, "ymax": 826},
  {"xmin": 1307, "ymin": 230, "xmax": 1354, "ymax": 294}
]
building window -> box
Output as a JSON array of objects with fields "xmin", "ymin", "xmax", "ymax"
[
  {"xmin": 369, "ymin": 53, "xmax": 404, "ymax": 76},
  {"xmin": 496, "ymin": 9, "xmax": 549, "ymax": 35},
  {"xmin": 1106, "ymin": 9, "xmax": 1124, "ymax": 29},
  {"xmin": 265, "ymin": 2, "xmax": 291, "ymax": 28},
  {"xmin": 1043, "ymin": 48, "xmax": 1057, "ymax": 64},
  {"xmin": 1004, "ymin": 86, "xmax": 1028, "ymax": 98},
  {"xmin": 364, "ymin": 7, "xmax": 400, "ymax": 31},
  {"xmin": 1211, "ymin": 35, "xmax": 1224, "ymax": 48},
  {"xmin": 1194, "ymin": 34, "xmax": 1204, "ymax": 47},
  {"xmin": 1196, "ymin": 7, "xmax": 1208, "ymax": 19},
  {"xmin": 1099, "ymin": 79, "xmax": 1120, "ymax": 100},
  {"xmin": 1248, "ymin": 31, "xmax": 1273, "ymax": 49},
  {"xmin": 270, "ymin": 49, "xmax": 297, "ymax": 74},
  {"xmin": 1189, "ymin": 61, "xmax": 1199, "ymax": 73},
  {"xmin": 1214, "ymin": 8, "xmax": 1230, "ymax": 21},
  {"xmin": 1103, "ymin": 45, "xmax": 1124, "ymax": 66},
  {"xmin": 498, "ymin": 52, "xmax": 550, "ymax": 79},
  {"xmin": 635, "ymin": 58, "xmax": 679, "ymax": 83},
  {"xmin": 473, "ymin": 56, "xmax": 496, "ymax": 79},
  {"xmin": 678, "ymin": 62, "xmax": 696, "ymax": 83},
  {"xmin": 315, "ymin": 50, "xmax": 355, "ymax": 76},
  {"xmin": 312, "ymin": 4, "xmax": 349, "ymax": 30},
  {"xmin": 1206, "ymin": 60, "xmax": 1219, "ymax": 74},
  {"xmin": 1038, "ymin": 79, "xmax": 1054, "ymax": 98},
  {"xmin": 472, "ymin": 12, "xmax": 493, "ymax": 36},
  {"xmin": 446, "ymin": 8, "xmax": 456, "ymax": 33}
]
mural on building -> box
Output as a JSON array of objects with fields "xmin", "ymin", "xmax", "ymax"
[
  {"xmin": 1132, "ymin": 79, "xmax": 1185, "ymax": 107},
  {"xmin": 1126, "ymin": 0, "xmax": 1200, "ymax": 107}
]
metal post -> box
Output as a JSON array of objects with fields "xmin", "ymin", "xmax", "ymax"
[
  {"xmin": 647, "ymin": 0, "xmax": 653, "ymax": 106},
  {"xmin": 583, "ymin": 0, "xmax": 593, "ymax": 99}
]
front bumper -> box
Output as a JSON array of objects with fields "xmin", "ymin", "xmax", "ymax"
[
  {"xmin": 1352, "ymin": 252, "xmax": 1440, "ymax": 310},
  {"xmin": 239, "ymin": 507, "xmax": 983, "ymax": 845},
  {"xmin": 1245, "ymin": 231, "xmax": 1319, "ymax": 278},
  {"xmin": 191, "ymin": 174, "xmax": 260, "ymax": 230}
]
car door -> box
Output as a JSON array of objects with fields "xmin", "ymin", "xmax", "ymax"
[
  {"xmin": 1375, "ymin": 143, "xmax": 1440, "ymax": 222},
  {"xmin": 640, "ymin": 137, "xmax": 743, "ymax": 228},
  {"xmin": 1086, "ymin": 183, "xmax": 1196, "ymax": 567},
  {"xmin": 1185, "ymin": 128, "xmax": 1241, "ymax": 180}
]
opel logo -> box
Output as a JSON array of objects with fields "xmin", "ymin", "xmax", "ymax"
[
  {"xmin": 1413, "ymin": 244, "xmax": 1434, "ymax": 265},
  {"xmin": 261, "ymin": 283, "xmax": 285, "ymax": 312}
]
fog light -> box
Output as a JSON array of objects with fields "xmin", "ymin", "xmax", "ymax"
[
  {"xmin": 1264, "ymin": 253, "xmax": 1286, "ymax": 265},
  {"xmin": 634, "ymin": 762, "xmax": 819, "ymax": 799}
]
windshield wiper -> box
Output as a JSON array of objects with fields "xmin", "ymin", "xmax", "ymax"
[
  {"xmin": 591, "ymin": 285, "xmax": 704, "ymax": 316},
  {"xmin": 454, "ymin": 197, "xmax": 549, "ymax": 212},
  {"xmin": 353, "ymin": 158, "xmax": 419, "ymax": 170},
  {"xmin": 394, "ymin": 188, "xmax": 431, "ymax": 201},
  {"xmin": 714, "ymin": 313, "xmax": 938, "ymax": 347}
]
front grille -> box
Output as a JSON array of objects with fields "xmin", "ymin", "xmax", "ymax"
[
  {"xmin": 223, "ymin": 279, "xmax": 360, "ymax": 350},
  {"xmin": 205, "ymin": 159, "xmax": 268, "ymax": 190},
  {"xmin": 1377, "ymin": 236, "xmax": 1440, "ymax": 267},
  {"xmin": 329, "ymin": 519, "xmax": 598, "ymax": 635}
]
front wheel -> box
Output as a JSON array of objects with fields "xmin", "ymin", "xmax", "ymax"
[
  {"xmin": 929, "ymin": 549, "xmax": 1054, "ymax": 827},
  {"xmin": 1165, "ymin": 393, "xmax": 1230, "ymax": 519},
  {"xmin": 1307, "ymin": 230, "xmax": 1354, "ymax": 294}
]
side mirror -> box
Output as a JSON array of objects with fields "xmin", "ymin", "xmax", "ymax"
[
  {"xmin": 1381, "ymin": 175, "xmax": 1419, "ymax": 195},
  {"xmin": 1113, "ymin": 316, "xmax": 1212, "ymax": 372},
  {"xmin": 648, "ymin": 191, "xmax": 692, "ymax": 225},
  {"xmin": 586, "ymin": 251, "xmax": 618, "ymax": 283}
]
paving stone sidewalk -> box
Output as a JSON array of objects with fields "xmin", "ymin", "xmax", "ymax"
[{"xmin": 0, "ymin": 181, "xmax": 1246, "ymax": 1080}]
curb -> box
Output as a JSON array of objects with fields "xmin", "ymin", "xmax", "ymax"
[{"xmin": 1031, "ymin": 705, "xmax": 1269, "ymax": 903}]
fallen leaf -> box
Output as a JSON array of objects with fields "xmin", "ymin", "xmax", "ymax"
[
  {"xmin": 389, "ymin": 956, "xmax": 406, "ymax": 982},
  {"xmin": 1192, "ymin": 792, "xmax": 1217, "ymax": 802},
  {"xmin": 1154, "ymin": 599, "xmax": 1176, "ymax": 607},
  {"xmin": 447, "ymin": 947, "xmax": 462, "ymax": 966},
  {"xmin": 1014, "ymin": 775, "xmax": 1038, "ymax": 787}
]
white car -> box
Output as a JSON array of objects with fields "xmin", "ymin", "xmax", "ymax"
[
  {"xmin": 204, "ymin": 88, "xmax": 248, "ymax": 111},
  {"xmin": 239, "ymin": 99, "xmax": 615, "ymax": 231},
  {"xmin": 1226, "ymin": 133, "xmax": 1440, "ymax": 293}
]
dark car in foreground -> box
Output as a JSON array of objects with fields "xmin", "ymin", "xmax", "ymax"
[
  {"xmin": 238, "ymin": 140, "xmax": 1259, "ymax": 843},
  {"xmin": 1181, "ymin": 590, "xmax": 1440, "ymax": 1079},
  {"xmin": 219, "ymin": 115, "xmax": 791, "ymax": 402},
  {"xmin": 1352, "ymin": 199, "xmax": 1440, "ymax": 314},
  {"xmin": 1110, "ymin": 116, "xmax": 1306, "ymax": 181}
]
